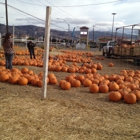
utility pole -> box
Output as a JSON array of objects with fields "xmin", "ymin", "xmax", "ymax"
[
  {"xmin": 111, "ymin": 13, "xmax": 116, "ymax": 40},
  {"xmin": 5, "ymin": 0, "xmax": 9, "ymax": 33},
  {"xmin": 93, "ymin": 25, "xmax": 94, "ymax": 42}
]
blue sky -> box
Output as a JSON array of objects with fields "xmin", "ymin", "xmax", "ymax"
[{"xmin": 0, "ymin": 0, "xmax": 140, "ymax": 33}]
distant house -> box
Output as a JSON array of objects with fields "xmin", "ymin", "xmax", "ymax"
[{"xmin": 20, "ymin": 34, "xmax": 29, "ymax": 39}]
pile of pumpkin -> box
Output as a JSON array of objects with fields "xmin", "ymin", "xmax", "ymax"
[
  {"xmin": 0, "ymin": 66, "xmax": 140, "ymax": 104},
  {"xmin": 58, "ymin": 70, "xmax": 140, "ymax": 104},
  {"xmin": 0, "ymin": 66, "xmax": 49, "ymax": 87}
]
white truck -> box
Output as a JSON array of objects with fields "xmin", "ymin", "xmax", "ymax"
[
  {"xmin": 102, "ymin": 40, "xmax": 140, "ymax": 66},
  {"xmin": 102, "ymin": 41, "xmax": 117, "ymax": 57}
]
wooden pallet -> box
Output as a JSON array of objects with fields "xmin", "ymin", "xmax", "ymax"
[{"xmin": 133, "ymin": 47, "xmax": 140, "ymax": 56}]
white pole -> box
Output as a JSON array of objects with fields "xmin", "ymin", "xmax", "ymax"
[
  {"xmin": 42, "ymin": 6, "xmax": 51, "ymax": 98},
  {"xmin": 13, "ymin": 25, "xmax": 15, "ymax": 47},
  {"xmin": 26, "ymin": 38, "xmax": 27, "ymax": 49},
  {"xmin": 0, "ymin": 33, "xmax": 1, "ymax": 48}
]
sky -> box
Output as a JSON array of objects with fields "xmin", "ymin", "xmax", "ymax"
[{"xmin": 0, "ymin": 0, "xmax": 140, "ymax": 34}]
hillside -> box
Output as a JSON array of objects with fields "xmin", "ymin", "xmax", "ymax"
[{"xmin": 0, "ymin": 23, "xmax": 134, "ymax": 41}]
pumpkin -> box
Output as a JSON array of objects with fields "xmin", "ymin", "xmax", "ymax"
[
  {"xmin": 89, "ymin": 84, "xmax": 99, "ymax": 93},
  {"xmin": 61, "ymin": 81, "xmax": 71, "ymax": 90},
  {"xmin": 109, "ymin": 91, "xmax": 122, "ymax": 102},
  {"xmin": 124, "ymin": 93, "xmax": 137, "ymax": 104},
  {"xmin": 118, "ymin": 88, "xmax": 129, "ymax": 99},
  {"xmin": 76, "ymin": 75, "xmax": 85, "ymax": 83},
  {"xmin": 21, "ymin": 67, "xmax": 29, "ymax": 74},
  {"xmin": 83, "ymin": 78, "xmax": 92, "ymax": 87},
  {"xmin": 0, "ymin": 74, "xmax": 9, "ymax": 82},
  {"xmin": 59, "ymin": 80, "xmax": 66, "ymax": 87},
  {"xmin": 108, "ymin": 62, "xmax": 114, "ymax": 67},
  {"xmin": 18, "ymin": 77, "xmax": 28, "ymax": 85},
  {"xmin": 49, "ymin": 77, "xmax": 57, "ymax": 84},
  {"xmin": 31, "ymin": 78, "xmax": 39, "ymax": 86},
  {"xmin": 8, "ymin": 76, "xmax": 19, "ymax": 84},
  {"xmin": 96, "ymin": 63, "xmax": 103, "ymax": 70},
  {"xmin": 71, "ymin": 79, "xmax": 81, "ymax": 87},
  {"xmin": 48, "ymin": 73, "xmax": 55, "ymax": 79},
  {"xmin": 99, "ymin": 84, "xmax": 109, "ymax": 93},
  {"xmin": 68, "ymin": 67, "xmax": 76, "ymax": 73},
  {"xmin": 131, "ymin": 90, "xmax": 140, "ymax": 101},
  {"xmin": 109, "ymin": 82, "xmax": 119, "ymax": 91},
  {"xmin": 37, "ymin": 80, "xmax": 43, "ymax": 87}
]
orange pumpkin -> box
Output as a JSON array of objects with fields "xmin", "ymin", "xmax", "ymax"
[
  {"xmin": 118, "ymin": 88, "xmax": 129, "ymax": 99},
  {"xmin": 83, "ymin": 78, "xmax": 92, "ymax": 87},
  {"xmin": 8, "ymin": 76, "xmax": 19, "ymax": 84},
  {"xmin": 109, "ymin": 82, "xmax": 119, "ymax": 91},
  {"xmin": 108, "ymin": 62, "xmax": 114, "ymax": 67},
  {"xmin": 21, "ymin": 67, "xmax": 29, "ymax": 74},
  {"xmin": 71, "ymin": 79, "xmax": 81, "ymax": 87},
  {"xmin": 49, "ymin": 77, "xmax": 57, "ymax": 85},
  {"xmin": 124, "ymin": 93, "xmax": 137, "ymax": 104},
  {"xmin": 131, "ymin": 90, "xmax": 140, "ymax": 101},
  {"xmin": 18, "ymin": 77, "xmax": 28, "ymax": 85},
  {"xmin": 61, "ymin": 81, "xmax": 71, "ymax": 90},
  {"xmin": 37, "ymin": 80, "xmax": 43, "ymax": 87},
  {"xmin": 109, "ymin": 91, "xmax": 122, "ymax": 102},
  {"xmin": 0, "ymin": 73, "xmax": 9, "ymax": 82},
  {"xmin": 99, "ymin": 84, "xmax": 109, "ymax": 93},
  {"xmin": 89, "ymin": 84, "xmax": 99, "ymax": 93},
  {"xmin": 59, "ymin": 80, "xmax": 66, "ymax": 87}
]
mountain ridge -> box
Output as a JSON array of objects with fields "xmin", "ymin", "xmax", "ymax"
[{"xmin": 0, "ymin": 23, "xmax": 134, "ymax": 41}]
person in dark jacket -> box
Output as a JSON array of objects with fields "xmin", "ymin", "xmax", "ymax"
[
  {"xmin": 27, "ymin": 41, "xmax": 36, "ymax": 59},
  {"xmin": 2, "ymin": 32, "xmax": 15, "ymax": 70}
]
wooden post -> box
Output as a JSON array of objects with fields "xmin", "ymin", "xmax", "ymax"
[
  {"xmin": 42, "ymin": 6, "xmax": 51, "ymax": 98},
  {"xmin": 0, "ymin": 33, "xmax": 1, "ymax": 48},
  {"xmin": 13, "ymin": 25, "xmax": 15, "ymax": 47}
]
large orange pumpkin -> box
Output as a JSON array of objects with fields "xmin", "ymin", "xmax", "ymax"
[
  {"xmin": 71, "ymin": 79, "xmax": 81, "ymax": 87},
  {"xmin": 108, "ymin": 91, "xmax": 122, "ymax": 102},
  {"xmin": 8, "ymin": 76, "xmax": 19, "ymax": 84},
  {"xmin": 49, "ymin": 77, "xmax": 57, "ymax": 85},
  {"xmin": 21, "ymin": 67, "xmax": 29, "ymax": 74},
  {"xmin": 0, "ymin": 74, "xmax": 9, "ymax": 82},
  {"xmin": 18, "ymin": 77, "xmax": 28, "ymax": 85},
  {"xmin": 61, "ymin": 81, "xmax": 71, "ymax": 90},
  {"xmin": 99, "ymin": 84, "xmax": 109, "ymax": 93},
  {"xmin": 124, "ymin": 93, "xmax": 137, "ymax": 104},
  {"xmin": 89, "ymin": 84, "xmax": 99, "ymax": 93},
  {"xmin": 83, "ymin": 78, "xmax": 92, "ymax": 87}
]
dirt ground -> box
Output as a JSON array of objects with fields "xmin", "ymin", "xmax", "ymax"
[{"xmin": 0, "ymin": 47, "xmax": 140, "ymax": 140}]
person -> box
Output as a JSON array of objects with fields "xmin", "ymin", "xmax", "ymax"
[
  {"xmin": 27, "ymin": 41, "xmax": 36, "ymax": 59},
  {"xmin": 2, "ymin": 32, "xmax": 15, "ymax": 70}
]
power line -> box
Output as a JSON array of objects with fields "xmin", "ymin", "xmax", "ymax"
[
  {"xmin": 16, "ymin": 0, "xmax": 123, "ymax": 7},
  {"xmin": 43, "ymin": 0, "xmax": 77, "ymax": 18},
  {"xmin": 16, "ymin": 0, "xmax": 45, "ymax": 6},
  {"xmin": 0, "ymin": 2, "xmax": 67, "ymax": 30},
  {"xmin": 52, "ymin": 0, "xmax": 123, "ymax": 7}
]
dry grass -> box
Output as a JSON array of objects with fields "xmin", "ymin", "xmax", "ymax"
[{"xmin": 0, "ymin": 47, "xmax": 140, "ymax": 140}]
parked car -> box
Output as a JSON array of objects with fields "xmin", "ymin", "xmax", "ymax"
[
  {"xmin": 102, "ymin": 41, "xmax": 117, "ymax": 57},
  {"xmin": 60, "ymin": 42, "xmax": 66, "ymax": 46}
]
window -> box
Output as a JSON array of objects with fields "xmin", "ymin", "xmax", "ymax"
[{"xmin": 80, "ymin": 32, "xmax": 87, "ymax": 35}]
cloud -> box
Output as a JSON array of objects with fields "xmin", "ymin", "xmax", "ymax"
[{"xmin": 16, "ymin": 17, "xmax": 45, "ymax": 26}]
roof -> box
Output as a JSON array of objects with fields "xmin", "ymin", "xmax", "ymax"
[
  {"xmin": 98, "ymin": 36, "xmax": 128, "ymax": 39},
  {"xmin": 80, "ymin": 26, "xmax": 89, "ymax": 29}
]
